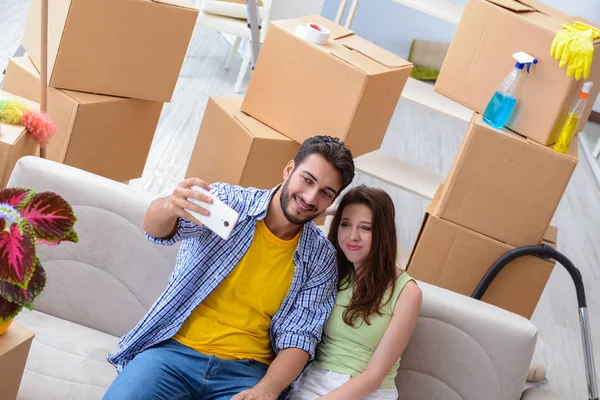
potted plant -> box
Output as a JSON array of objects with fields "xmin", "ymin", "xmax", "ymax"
[{"xmin": 0, "ymin": 187, "xmax": 77, "ymax": 334}]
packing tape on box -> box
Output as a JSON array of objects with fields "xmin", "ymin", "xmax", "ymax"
[{"xmin": 295, "ymin": 23, "xmax": 331, "ymax": 45}]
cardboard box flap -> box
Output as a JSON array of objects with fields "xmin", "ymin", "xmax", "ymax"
[
  {"xmin": 518, "ymin": 0, "xmax": 569, "ymax": 18},
  {"xmin": 235, "ymin": 112, "xmax": 290, "ymax": 141},
  {"xmin": 297, "ymin": 14, "xmax": 354, "ymax": 40},
  {"xmin": 331, "ymin": 47, "xmax": 390, "ymax": 74},
  {"xmin": 151, "ymin": 0, "xmax": 197, "ymax": 10},
  {"xmin": 63, "ymin": 90, "xmax": 123, "ymax": 105},
  {"xmin": 486, "ymin": 0, "xmax": 536, "ymax": 12},
  {"xmin": 336, "ymin": 35, "xmax": 412, "ymax": 68}
]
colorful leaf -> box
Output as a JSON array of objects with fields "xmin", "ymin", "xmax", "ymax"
[
  {"xmin": 37, "ymin": 226, "xmax": 78, "ymax": 246},
  {"xmin": 19, "ymin": 192, "xmax": 76, "ymax": 242},
  {"xmin": 0, "ymin": 258, "xmax": 46, "ymax": 309},
  {"xmin": 0, "ymin": 222, "xmax": 36, "ymax": 287},
  {"xmin": 0, "ymin": 296, "xmax": 23, "ymax": 322},
  {"xmin": 0, "ymin": 188, "xmax": 35, "ymax": 211}
]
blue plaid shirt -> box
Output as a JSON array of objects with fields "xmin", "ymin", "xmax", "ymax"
[{"xmin": 107, "ymin": 183, "xmax": 338, "ymax": 372}]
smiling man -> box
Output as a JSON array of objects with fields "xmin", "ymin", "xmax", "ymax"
[{"xmin": 104, "ymin": 136, "xmax": 355, "ymax": 400}]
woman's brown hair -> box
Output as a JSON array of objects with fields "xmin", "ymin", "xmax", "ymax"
[{"xmin": 328, "ymin": 185, "xmax": 399, "ymax": 326}]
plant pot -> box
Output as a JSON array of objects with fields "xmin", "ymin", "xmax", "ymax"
[{"xmin": 0, "ymin": 318, "xmax": 14, "ymax": 335}]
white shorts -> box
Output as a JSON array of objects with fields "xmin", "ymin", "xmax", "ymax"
[{"xmin": 287, "ymin": 364, "xmax": 398, "ymax": 400}]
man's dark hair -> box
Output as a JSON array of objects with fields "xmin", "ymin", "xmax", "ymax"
[{"xmin": 293, "ymin": 136, "xmax": 355, "ymax": 193}]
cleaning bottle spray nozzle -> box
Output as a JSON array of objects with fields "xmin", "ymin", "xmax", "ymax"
[
  {"xmin": 580, "ymin": 81, "xmax": 594, "ymax": 99},
  {"xmin": 513, "ymin": 51, "xmax": 538, "ymax": 73}
]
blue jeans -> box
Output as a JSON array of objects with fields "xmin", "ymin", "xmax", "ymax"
[{"xmin": 103, "ymin": 339, "xmax": 269, "ymax": 400}]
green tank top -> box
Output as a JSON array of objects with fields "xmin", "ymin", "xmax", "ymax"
[{"xmin": 313, "ymin": 272, "xmax": 415, "ymax": 389}]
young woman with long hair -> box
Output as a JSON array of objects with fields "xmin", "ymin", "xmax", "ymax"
[{"xmin": 288, "ymin": 185, "xmax": 422, "ymax": 400}]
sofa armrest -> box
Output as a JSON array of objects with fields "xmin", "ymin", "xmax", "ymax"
[
  {"xmin": 521, "ymin": 387, "xmax": 567, "ymax": 399},
  {"xmin": 396, "ymin": 281, "xmax": 539, "ymax": 400},
  {"xmin": 7, "ymin": 156, "xmax": 180, "ymax": 337}
]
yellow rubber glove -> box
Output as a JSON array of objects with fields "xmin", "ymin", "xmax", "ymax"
[
  {"xmin": 551, "ymin": 22, "xmax": 600, "ymax": 80},
  {"xmin": 550, "ymin": 23, "xmax": 575, "ymax": 63}
]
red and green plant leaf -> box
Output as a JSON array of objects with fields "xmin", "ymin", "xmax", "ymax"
[
  {"xmin": 0, "ymin": 222, "xmax": 36, "ymax": 288},
  {"xmin": 0, "ymin": 188, "xmax": 35, "ymax": 211},
  {"xmin": 0, "ymin": 296, "xmax": 23, "ymax": 322},
  {"xmin": 19, "ymin": 191, "xmax": 77, "ymax": 243},
  {"xmin": 0, "ymin": 258, "xmax": 46, "ymax": 309},
  {"xmin": 37, "ymin": 227, "xmax": 78, "ymax": 246}
]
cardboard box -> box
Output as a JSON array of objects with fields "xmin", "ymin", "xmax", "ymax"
[
  {"xmin": 0, "ymin": 92, "xmax": 39, "ymax": 188},
  {"xmin": 407, "ymin": 189, "xmax": 557, "ymax": 319},
  {"xmin": 241, "ymin": 15, "xmax": 413, "ymax": 157},
  {"xmin": 3, "ymin": 57, "xmax": 163, "ymax": 182},
  {"xmin": 0, "ymin": 322, "xmax": 35, "ymax": 400},
  {"xmin": 186, "ymin": 97, "xmax": 300, "ymax": 189},
  {"xmin": 434, "ymin": 0, "xmax": 600, "ymax": 145},
  {"xmin": 435, "ymin": 113, "xmax": 576, "ymax": 247},
  {"xmin": 22, "ymin": 0, "xmax": 198, "ymax": 102}
]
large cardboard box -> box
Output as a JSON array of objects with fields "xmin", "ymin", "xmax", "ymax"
[
  {"xmin": 22, "ymin": 0, "xmax": 198, "ymax": 102},
  {"xmin": 0, "ymin": 323, "xmax": 35, "ymax": 400},
  {"xmin": 241, "ymin": 15, "xmax": 413, "ymax": 157},
  {"xmin": 3, "ymin": 57, "xmax": 164, "ymax": 182},
  {"xmin": 407, "ymin": 189, "xmax": 557, "ymax": 319},
  {"xmin": 435, "ymin": 113, "xmax": 576, "ymax": 247},
  {"xmin": 186, "ymin": 97, "xmax": 300, "ymax": 189},
  {"xmin": 0, "ymin": 92, "xmax": 39, "ymax": 188},
  {"xmin": 434, "ymin": 0, "xmax": 600, "ymax": 145}
]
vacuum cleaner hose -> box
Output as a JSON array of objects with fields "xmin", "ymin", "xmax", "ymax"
[
  {"xmin": 471, "ymin": 244, "xmax": 586, "ymax": 308},
  {"xmin": 471, "ymin": 244, "xmax": 597, "ymax": 400}
]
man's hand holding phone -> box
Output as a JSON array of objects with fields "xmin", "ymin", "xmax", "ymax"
[
  {"xmin": 166, "ymin": 177, "xmax": 213, "ymax": 226},
  {"xmin": 166, "ymin": 177, "xmax": 239, "ymax": 240}
]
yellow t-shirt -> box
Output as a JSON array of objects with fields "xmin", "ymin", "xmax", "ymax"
[{"xmin": 173, "ymin": 219, "xmax": 299, "ymax": 365}]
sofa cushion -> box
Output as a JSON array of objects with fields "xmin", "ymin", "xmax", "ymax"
[
  {"xmin": 15, "ymin": 310, "xmax": 118, "ymax": 400},
  {"xmin": 7, "ymin": 156, "xmax": 178, "ymax": 338}
]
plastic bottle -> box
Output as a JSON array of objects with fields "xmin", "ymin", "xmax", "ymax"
[
  {"xmin": 554, "ymin": 81, "xmax": 593, "ymax": 154},
  {"xmin": 483, "ymin": 52, "xmax": 538, "ymax": 129}
]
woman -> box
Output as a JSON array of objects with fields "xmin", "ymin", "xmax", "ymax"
[{"xmin": 289, "ymin": 186, "xmax": 422, "ymax": 400}]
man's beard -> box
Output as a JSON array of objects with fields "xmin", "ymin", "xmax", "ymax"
[{"xmin": 280, "ymin": 180, "xmax": 317, "ymax": 225}]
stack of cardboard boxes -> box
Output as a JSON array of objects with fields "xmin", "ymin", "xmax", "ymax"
[
  {"xmin": 185, "ymin": 15, "xmax": 413, "ymax": 190},
  {"xmin": 1, "ymin": 0, "xmax": 199, "ymax": 185},
  {"xmin": 406, "ymin": 0, "xmax": 599, "ymax": 318}
]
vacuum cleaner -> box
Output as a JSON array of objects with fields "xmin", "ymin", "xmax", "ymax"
[{"xmin": 471, "ymin": 244, "xmax": 598, "ymax": 400}]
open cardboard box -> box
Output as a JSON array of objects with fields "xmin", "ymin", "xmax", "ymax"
[
  {"xmin": 186, "ymin": 97, "xmax": 300, "ymax": 190},
  {"xmin": 434, "ymin": 0, "xmax": 600, "ymax": 145},
  {"xmin": 242, "ymin": 15, "xmax": 413, "ymax": 157},
  {"xmin": 22, "ymin": 0, "xmax": 198, "ymax": 102},
  {"xmin": 407, "ymin": 185, "xmax": 556, "ymax": 319}
]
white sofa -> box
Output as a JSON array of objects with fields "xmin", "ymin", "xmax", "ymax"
[{"xmin": 7, "ymin": 156, "xmax": 563, "ymax": 399}]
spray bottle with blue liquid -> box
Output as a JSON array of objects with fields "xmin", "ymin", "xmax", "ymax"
[{"xmin": 483, "ymin": 52, "xmax": 538, "ymax": 129}]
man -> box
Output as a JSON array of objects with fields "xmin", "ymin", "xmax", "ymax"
[{"xmin": 104, "ymin": 136, "xmax": 355, "ymax": 400}]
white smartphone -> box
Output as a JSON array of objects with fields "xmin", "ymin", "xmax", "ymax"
[{"xmin": 185, "ymin": 185, "xmax": 240, "ymax": 240}]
